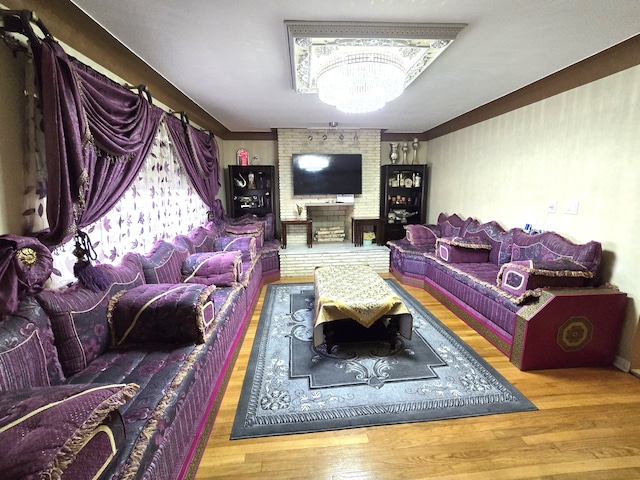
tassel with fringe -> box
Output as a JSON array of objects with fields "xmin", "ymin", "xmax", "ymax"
[{"xmin": 72, "ymin": 230, "xmax": 111, "ymax": 292}]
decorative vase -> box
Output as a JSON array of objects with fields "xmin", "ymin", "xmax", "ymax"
[
  {"xmin": 402, "ymin": 143, "xmax": 408, "ymax": 164},
  {"xmin": 389, "ymin": 143, "xmax": 399, "ymax": 164},
  {"xmin": 412, "ymin": 138, "xmax": 419, "ymax": 164}
]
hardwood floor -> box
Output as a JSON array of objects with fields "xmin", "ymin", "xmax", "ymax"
[{"xmin": 194, "ymin": 276, "xmax": 640, "ymax": 480}]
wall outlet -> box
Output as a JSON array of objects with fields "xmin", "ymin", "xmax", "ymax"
[
  {"xmin": 547, "ymin": 200, "xmax": 557, "ymax": 213},
  {"xmin": 564, "ymin": 200, "xmax": 579, "ymax": 215}
]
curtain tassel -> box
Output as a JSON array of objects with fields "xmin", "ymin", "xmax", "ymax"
[{"xmin": 72, "ymin": 230, "xmax": 110, "ymax": 292}]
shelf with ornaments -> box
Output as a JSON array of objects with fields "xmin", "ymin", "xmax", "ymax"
[{"xmin": 380, "ymin": 164, "xmax": 429, "ymax": 242}]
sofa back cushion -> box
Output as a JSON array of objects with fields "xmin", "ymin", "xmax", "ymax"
[
  {"xmin": 510, "ymin": 230, "xmax": 602, "ymax": 276},
  {"xmin": 36, "ymin": 253, "xmax": 145, "ymax": 377},
  {"xmin": 139, "ymin": 240, "xmax": 190, "ymax": 284},
  {"xmin": 0, "ymin": 297, "xmax": 66, "ymax": 391},
  {"xmin": 404, "ymin": 224, "xmax": 440, "ymax": 246},
  {"xmin": 173, "ymin": 226, "xmax": 217, "ymax": 254},
  {"xmin": 463, "ymin": 221, "xmax": 513, "ymax": 265}
]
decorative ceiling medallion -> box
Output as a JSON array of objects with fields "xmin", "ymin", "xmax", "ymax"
[{"xmin": 285, "ymin": 21, "xmax": 466, "ymax": 111}]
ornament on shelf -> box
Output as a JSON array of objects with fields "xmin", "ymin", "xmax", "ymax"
[
  {"xmin": 412, "ymin": 138, "xmax": 419, "ymax": 164},
  {"xmin": 389, "ymin": 143, "xmax": 399, "ymax": 164}
]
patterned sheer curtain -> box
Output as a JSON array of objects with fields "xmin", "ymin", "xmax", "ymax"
[{"xmin": 23, "ymin": 114, "xmax": 210, "ymax": 287}]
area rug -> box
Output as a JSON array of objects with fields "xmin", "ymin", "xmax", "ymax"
[{"xmin": 231, "ymin": 281, "xmax": 536, "ymax": 439}]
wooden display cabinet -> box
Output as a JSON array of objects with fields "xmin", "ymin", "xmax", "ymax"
[
  {"xmin": 380, "ymin": 164, "xmax": 429, "ymax": 242},
  {"xmin": 227, "ymin": 165, "xmax": 275, "ymax": 218}
]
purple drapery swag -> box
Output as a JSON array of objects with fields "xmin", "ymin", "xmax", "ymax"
[
  {"xmin": 28, "ymin": 34, "xmax": 220, "ymax": 290},
  {"xmin": 166, "ymin": 114, "xmax": 221, "ymax": 219}
]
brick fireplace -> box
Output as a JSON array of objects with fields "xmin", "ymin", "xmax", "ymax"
[
  {"xmin": 277, "ymin": 128, "xmax": 389, "ymax": 276},
  {"xmin": 277, "ymin": 128, "xmax": 381, "ymax": 245}
]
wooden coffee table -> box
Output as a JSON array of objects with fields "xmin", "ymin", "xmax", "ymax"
[{"xmin": 313, "ymin": 265, "xmax": 413, "ymax": 351}]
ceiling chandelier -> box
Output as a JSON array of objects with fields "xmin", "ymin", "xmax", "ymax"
[
  {"xmin": 316, "ymin": 51, "xmax": 405, "ymax": 113},
  {"xmin": 285, "ymin": 21, "xmax": 466, "ymax": 114}
]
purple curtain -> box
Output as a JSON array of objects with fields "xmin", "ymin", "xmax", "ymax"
[
  {"xmin": 31, "ymin": 37, "xmax": 162, "ymax": 246},
  {"xmin": 166, "ymin": 114, "xmax": 221, "ymax": 215}
]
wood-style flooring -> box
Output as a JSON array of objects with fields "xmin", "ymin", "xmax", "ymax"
[{"xmin": 194, "ymin": 276, "xmax": 640, "ymax": 480}]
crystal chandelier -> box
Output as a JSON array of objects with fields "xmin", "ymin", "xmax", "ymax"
[{"xmin": 316, "ymin": 51, "xmax": 406, "ymax": 113}]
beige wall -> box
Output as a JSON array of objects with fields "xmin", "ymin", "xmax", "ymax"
[
  {"xmin": 427, "ymin": 64, "xmax": 640, "ymax": 369},
  {"xmin": 0, "ymin": 45, "xmax": 26, "ymax": 235}
]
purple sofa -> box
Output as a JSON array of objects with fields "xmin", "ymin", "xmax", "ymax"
[
  {"xmin": 388, "ymin": 213, "xmax": 627, "ymax": 370},
  {"xmin": 0, "ymin": 214, "xmax": 279, "ymax": 479}
]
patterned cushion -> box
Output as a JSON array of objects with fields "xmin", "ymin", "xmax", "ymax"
[
  {"xmin": 437, "ymin": 213, "xmax": 464, "ymax": 237},
  {"xmin": 139, "ymin": 240, "xmax": 190, "ymax": 284},
  {"xmin": 404, "ymin": 224, "xmax": 440, "ymax": 246},
  {"xmin": 182, "ymin": 251, "xmax": 242, "ymax": 286},
  {"xmin": 0, "ymin": 383, "xmax": 138, "ymax": 479},
  {"xmin": 214, "ymin": 236, "xmax": 256, "ymax": 263},
  {"xmin": 497, "ymin": 259, "xmax": 593, "ymax": 296},
  {"xmin": 37, "ymin": 253, "xmax": 145, "ymax": 377},
  {"xmin": 173, "ymin": 226, "xmax": 217, "ymax": 254},
  {"xmin": 0, "ymin": 297, "xmax": 65, "ymax": 389},
  {"xmin": 225, "ymin": 223, "xmax": 264, "ymax": 249},
  {"xmin": 108, "ymin": 283, "xmax": 217, "ymax": 345}
]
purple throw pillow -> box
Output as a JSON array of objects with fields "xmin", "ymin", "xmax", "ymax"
[
  {"xmin": 182, "ymin": 251, "xmax": 242, "ymax": 287},
  {"xmin": 214, "ymin": 236, "xmax": 256, "ymax": 263},
  {"xmin": 108, "ymin": 283, "xmax": 217, "ymax": 345},
  {"xmin": 225, "ymin": 223, "xmax": 264, "ymax": 249}
]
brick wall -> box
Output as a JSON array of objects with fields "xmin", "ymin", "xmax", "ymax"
[{"xmin": 277, "ymin": 128, "xmax": 381, "ymax": 246}]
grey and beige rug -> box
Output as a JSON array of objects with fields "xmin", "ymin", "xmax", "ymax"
[{"xmin": 231, "ymin": 280, "xmax": 535, "ymax": 439}]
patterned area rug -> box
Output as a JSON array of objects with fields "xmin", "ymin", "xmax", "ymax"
[{"xmin": 231, "ymin": 281, "xmax": 536, "ymax": 439}]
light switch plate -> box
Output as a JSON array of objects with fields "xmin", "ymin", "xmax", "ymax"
[{"xmin": 564, "ymin": 200, "xmax": 579, "ymax": 215}]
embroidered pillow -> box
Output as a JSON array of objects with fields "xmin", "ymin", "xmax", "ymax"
[
  {"xmin": 182, "ymin": 251, "xmax": 242, "ymax": 287},
  {"xmin": 404, "ymin": 224, "xmax": 440, "ymax": 246},
  {"xmin": 225, "ymin": 223, "xmax": 264, "ymax": 249},
  {"xmin": 108, "ymin": 283, "xmax": 217, "ymax": 346},
  {"xmin": 139, "ymin": 240, "xmax": 190, "ymax": 284},
  {"xmin": 214, "ymin": 236, "xmax": 256, "ymax": 263},
  {"xmin": 37, "ymin": 253, "xmax": 145, "ymax": 377},
  {"xmin": 497, "ymin": 259, "xmax": 593, "ymax": 296},
  {"xmin": 0, "ymin": 383, "xmax": 138, "ymax": 479}
]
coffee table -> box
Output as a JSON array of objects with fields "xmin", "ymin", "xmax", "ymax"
[{"xmin": 313, "ymin": 265, "xmax": 413, "ymax": 351}]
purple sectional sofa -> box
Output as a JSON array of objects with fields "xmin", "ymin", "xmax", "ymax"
[
  {"xmin": 0, "ymin": 213, "xmax": 279, "ymax": 479},
  {"xmin": 388, "ymin": 213, "xmax": 627, "ymax": 370}
]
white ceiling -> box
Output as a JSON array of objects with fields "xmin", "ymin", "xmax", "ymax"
[{"xmin": 70, "ymin": 0, "xmax": 640, "ymax": 134}]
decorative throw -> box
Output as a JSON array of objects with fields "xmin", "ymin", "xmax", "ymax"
[
  {"xmin": 313, "ymin": 265, "xmax": 412, "ymax": 348},
  {"xmin": 0, "ymin": 383, "xmax": 138, "ymax": 479}
]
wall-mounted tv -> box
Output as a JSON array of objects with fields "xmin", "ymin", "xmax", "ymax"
[{"xmin": 292, "ymin": 153, "xmax": 362, "ymax": 196}]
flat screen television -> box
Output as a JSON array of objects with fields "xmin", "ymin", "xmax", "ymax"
[{"xmin": 292, "ymin": 153, "xmax": 362, "ymax": 196}]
